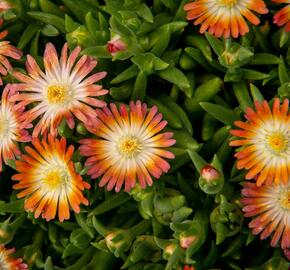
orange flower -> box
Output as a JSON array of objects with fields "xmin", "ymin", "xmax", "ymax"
[
  {"xmin": 241, "ymin": 181, "xmax": 290, "ymax": 249},
  {"xmin": 0, "ymin": 84, "xmax": 31, "ymax": 172},
  {"xmin": 230, "ymin": 98, "xmax": 290, "ymax": 186},
  {"xmin": 79, "ymin": 101, "xmax": 176, "ymax": 192},
  {"xmin": 12, "ymin": 135, "xmax": 90, "ymax": 222},
  {"xmin": 273, "ymin": 0, "xmax": 290, "ymax": 32},
  {"xmin": 11, "ymin": 43, "xmax": 108, "ymax": 137},
  {"xmin": 0, "ymin": 18, "xmax": 22, "ymax": 85},
  {"xmin": 0, "ymin": 245, "xmax": 28, "ymax": 270},
  {"xmin": 184, "ymin": 0, "xmax": 268, "ymax": 38}
]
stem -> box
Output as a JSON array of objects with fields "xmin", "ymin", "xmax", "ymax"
[
  {"xmin": 33, "ymin": 229, "xmax": 44, "ymax": 247},
  {"xmin": 224, "ymin": 37, "xmax": 232, "ymax": 51}
]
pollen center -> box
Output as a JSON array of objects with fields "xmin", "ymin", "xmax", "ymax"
[
  {"xmin": 46, "ymin": 85, "xmax": 68, "ymax": 104},
  {"xmin": 0, "ymin": 117, "xmax": 8, "ymax": 139},
  {"xmin": 43, "ymin": 168, "xmax": 69, "ymax": 189},
  {"xmin": 266, "ymin": 132, "xmax": 288, "ymax": 154},
  {"xmin": 279, "ymin": 189, "xmax": 290, "ymax": 210},
  {"xmin": 118, "ymin": 136, "xmax": 140, "ymax": 157},
  {"xmin": 218, "ymin": 0, "xmax": 238, "ymax": 7}
]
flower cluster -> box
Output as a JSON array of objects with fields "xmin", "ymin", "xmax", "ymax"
[
  {"xmin": 0, "ymin": 28, "xmax": 176, "ymax": 223},
  {"xmin": 230, "ymin": 98, "xmax": 290, "ymax": 250}
]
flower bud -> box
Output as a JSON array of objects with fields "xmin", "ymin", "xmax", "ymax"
[
  {"xmin": 199, "ymin": 165, "xmax": 224, "ymax": 194},
  {"xmin": 107, "ymin": 35, "xmax": 127, "ymax": 55},
  {"xmin": 105, "ymin": 229, "xmax": 133, "ymax": 257},
  {"xmin": 180, "ymin": 235, "xmax": 198, "ymax": 249}
]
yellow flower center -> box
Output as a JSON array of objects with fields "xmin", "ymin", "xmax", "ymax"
[
  {"xmin": 118, "ymin": 136, "xmax": 140, "ymax": 157},
  {"xmin": 266, "ymin": 132, "xmax": 288, "ymax": 154},
  {"xmin": 0, "ymin": 117, "xmax": 8, "ymax": 139},
  {"xmin": 46, "ymin": 85, "xmax": 68, "ymax": 104},
  {"xmin": 280, "ymin": 189, "xmax": 290, "ymax": 210},
  {"xmin": 43, "ymin": 168, "xmax": 69, "ymax": 189},
  {"xmin": 218, "ymin": 0, "xmax": 238, "ymax": 7}
]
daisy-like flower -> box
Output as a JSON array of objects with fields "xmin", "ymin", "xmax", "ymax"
[
  {"xmin": 11, "ymin": 42, "xmax": 108, "ymax": 137},
  {"xmin": 241, "ymin": 181, "xmax": 290, "ymax": 249},
  {"xmin": 0, "ymin": 18, "xmax": 22, "ymax": 85},
  {"xmin": 273, "ymin": 0, "xmax": 290, "ymax": 32},
  {"xmin": 0, "ymin": 84, "xmax": 31, "ymax": 172},
  {"xmin": 184, "ymin": 0, "xmax": 268, "ymax": 38},
  {"xmin": 12, "ymin": 135, "xmax": 90, "ymax": 222},
  {"xmin": 79, "ymin": 101, "xmax": 176, "ymax": 192},
  {"xmin": 230, "ymin": 98, "xmax": 290, "ymax": 186},
  {"xmin": 0, "ymin": 245, "xmax": 28, "ymax": 270}
]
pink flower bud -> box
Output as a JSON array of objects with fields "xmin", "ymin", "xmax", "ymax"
[
  {"xmin": 180, "ymin": 235, "xmax": 197, "ymax": 249},
  {"xmin": 106, "ymin": 35, "xmax": 127, "ymax": 55},
  {"xmin": 200, "ymin": 165, "xmax": 221, "ymax": 182}
]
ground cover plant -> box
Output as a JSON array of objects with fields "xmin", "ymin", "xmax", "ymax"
[{"xmin": 0, "ymin": 0, "xmax": 289, "ymax": 269}]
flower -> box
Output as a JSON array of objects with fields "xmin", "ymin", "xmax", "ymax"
[
  {"xmin": 0, "ymin": 84, "xmax": 31, "ymax": 172},
  {"xmin": 11, "ymin": 42, "xmax": 108, "ymax": 137},
  {"xmin": 0, "ymin": 1, "xmax": 12, "ymax": 12},
  {"xmin": 12, "ymin": 135, "xmax": 90, "ymax": 222},
  {"xmin": 241, "ymin": 181, "xmax": 290, "ymax": 249},
  {"xmin": 184, "ymin": 0, "xmax": 268, "ymax": 38},
  {"xmin": 0, "ymin": 245, "xmax": 28, "ymax": 270},
  {"xmin": 106, "ymin": 35, "xmax": 127, "ymax": 55},
  {"xmin": 0, "ymin": 18, "xmax": 22, "ymax": 85},
  {"xmin": 230, "ymin": 98, "xmax": 290, "ymax": 186},
  {"xmin": 272, "ymin": 0, "xmax": 290, "ymax": 32},
  {"xmin": 184, "ymin": 266, "xmax": 195, "ymax": 270},
  {"xmin": 79, "ymin": 101, "xmax": 176, "ymax": 192}
]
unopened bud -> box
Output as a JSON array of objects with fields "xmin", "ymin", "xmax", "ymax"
[
  {"xmin": 105, "ymin": 230, "xmax": 132, "ymax": 257},
  {"xmin": 180, "ymin": 235, "xmax": 197, "ymax": 249},
  {"xmin": 163, "ymin": 243, "xmax": 177, "ymax": 259},
  {"xmin": 107, "ymin": 35, "xmax": 127, "ymax": 55},
  {"xmin": 201, "ymin": 165, "xmax": 220, "ymax": 182},
  {"xmin": 199, "ymin": 165, "xmax": 224, "ymax": 194},
  {"xmin": 184, "ymin": 265, "xmax": 195, "ymax": 270}
]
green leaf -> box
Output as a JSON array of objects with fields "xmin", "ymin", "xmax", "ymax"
[
  {"xmin": 0, "ymin": 199, "xmax": 24, "ymax": 213},
  {"xmin": 241, "ymin": 68, "xmax": 270, "ymax": 80},
  {"xmin": 27, "ymin": 11, "xmax": 65, "ymax": 33},
  {"xmin": 41, "ymin": 24, "xmax": 60, "ymax": 36},
  {"xmin": 205, "ymin": 32, "xmax": 224, "ymax": 56},
  {"xmin": 155, "ymin": 67, "xmax": 191, "ymax": 97},
  {"xmin": 82, "ymin": 46, "xmax": 111, "ymax": 58},
  {"xmin": 137, "ymin": 3, "xmax": 153, "ymax": 23},
  {"xmin": 200, "ymin": 102, "xmax": 240, "ymax": 125},
  {"xmin": 89, "ymin": 192, "xmax": 131, "ymax": 217}
]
